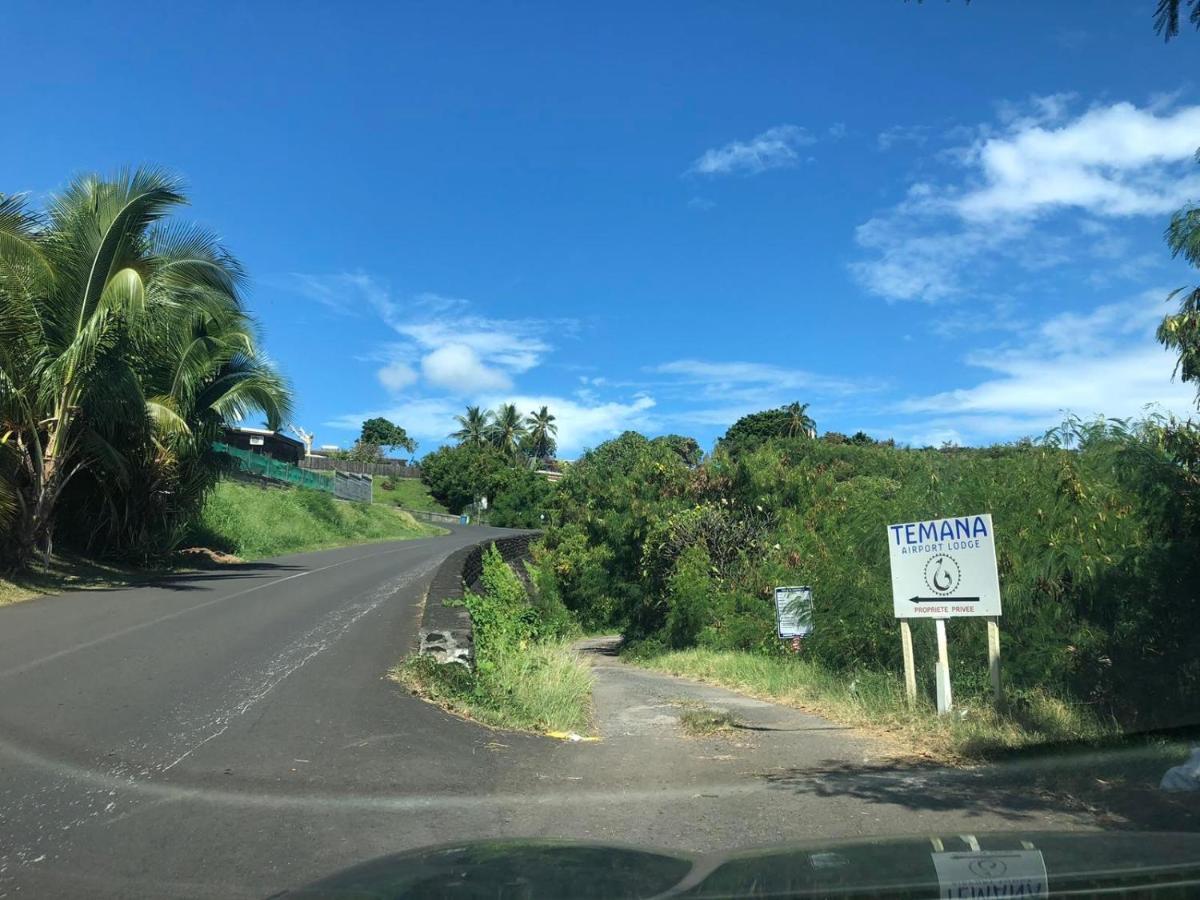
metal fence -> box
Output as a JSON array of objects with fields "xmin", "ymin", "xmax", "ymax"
[
  {"xmin": 214, "ymin": 442, "xmax": 334, "ymax": 492},
  {"xmin": 333, "ymin": 471, "xmax": 373, "ymax": 503},
  {"xmin": 398, "ymin": 507, "xmax": 466, "ymax": 526},
  {"xmin": 299, "ymin": 457, "xmax": 421, "ymax": 478}
]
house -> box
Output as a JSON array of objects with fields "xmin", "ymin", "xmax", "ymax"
[{"xmin": 221, "ymin": 427, "xmax": 306, "ymax": 466}]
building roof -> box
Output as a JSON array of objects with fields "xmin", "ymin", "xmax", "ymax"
[{"xmin": 223, "ymin": 426, "xmax": 306, "ymax": 449}]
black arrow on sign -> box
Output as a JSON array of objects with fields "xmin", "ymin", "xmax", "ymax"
[{"xmin": 908, "ymin": 596, "xmax": 980, "ymax": 604}]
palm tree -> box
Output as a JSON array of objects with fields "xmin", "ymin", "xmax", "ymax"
[
  {"xmin": 525, "ymin": 406, "xmax": 558, "ymax": 462},
  {"xmin": 784, "ymin": 402, "xmax": 816, "ymax": 439},
  {"xmin": 450, "ymin": 405, "xmax": 491, "ymax": 445},
  {"xmin": 488, "ymin": 403, "xmax": 527, "ymax": 458},
  {"xmin": 0, "ymin": 168, "xmax": 291, "ymax": 566}
]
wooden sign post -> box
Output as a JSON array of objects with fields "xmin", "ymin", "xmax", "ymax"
[
  {"xmin": 900, "ymin": 619, "xmax": 917, "ymax": 703},
  {"xmin": 887, "ymin": 514, "xmax": 1004, "ymax": 715},
  {"xmin": 987, "ymin": 615, "xmax": 1001, "ymax": 704}
]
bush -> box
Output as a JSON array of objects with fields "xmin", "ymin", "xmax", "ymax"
[{"xmin": 395, "ymin": 543, "xmax": 590, "ymax": 733}]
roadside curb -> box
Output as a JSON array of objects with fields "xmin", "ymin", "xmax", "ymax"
[{"xmin": 417, "ymin": 531, "xmax": 540, "ymax": 667}]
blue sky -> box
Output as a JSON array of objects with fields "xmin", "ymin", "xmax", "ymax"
[{"xmin": 7, "ymin": 2, "xmax": 1200, "ymax": 455}]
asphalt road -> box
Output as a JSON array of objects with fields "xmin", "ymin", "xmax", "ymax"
[
  {"xmin": 0, "ymin": 529, "xmax": 1098, "ymax": 898},
  {"xmin": 0, "ymin": 527, "xmax": 553, "ymax": 898}
]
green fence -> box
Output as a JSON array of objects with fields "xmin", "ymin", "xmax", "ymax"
[{"xmin": 213, "ymin": 442, "xmax": 333, "ymax": 493}]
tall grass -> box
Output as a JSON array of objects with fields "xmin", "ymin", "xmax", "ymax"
[
  {"xmin": 394, "ymin": 544, "xmax": 593, "ymax": 734},
  {"xmin": 188, "ymin": 480, "xmax": 441, "ymax": 559},
  {"xmin": 633, "ymin": 647, "xmax": 1114, "ymax": 762},
  {"xmin": 395, "ymin": 641, "xmax": 593, "ymax": 733}
]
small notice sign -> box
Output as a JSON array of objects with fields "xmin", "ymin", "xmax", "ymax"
[
  {"xmin": 774, "ymin": 586, "xmax": 812, "ymax": 639},
  {"xmin": 932, "ymin": 850, "xmax": 1047, "ymax": 899},
  {"xmin": 887, "ymin": 514, "xmax": 1001, "ymax": 619}
]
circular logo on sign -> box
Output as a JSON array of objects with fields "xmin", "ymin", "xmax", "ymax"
[
  {"xmin": 968, "ymin": 858, "xmax": 1007, "ymax": 878},
  {"xmin": 924, "ymin": 554, "xmax": 961, "ymax": 595}
]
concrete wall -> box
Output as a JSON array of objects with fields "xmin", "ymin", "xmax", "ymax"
[{"xmin": 417, "ymin": 532, "xmax": 540, "ymax": 667}]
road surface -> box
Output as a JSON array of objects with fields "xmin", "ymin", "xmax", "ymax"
[{"xmin": 0, "ymin": 529, "xmax": 1097, "ymax": 898}]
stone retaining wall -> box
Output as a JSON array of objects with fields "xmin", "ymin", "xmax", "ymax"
[{"xmin": 417, "ymin": 532, "xmax": 540, "ymax": 667}]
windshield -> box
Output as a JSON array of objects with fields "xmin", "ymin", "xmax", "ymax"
[{"xmin": 3, "ymin": 2, "xmax": 1200, "ymax": 898}]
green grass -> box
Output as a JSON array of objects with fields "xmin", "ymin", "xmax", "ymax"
[
  {"xmin": 392, "ymin": 640, "xmax": 594, "ymax": 734},
  {"xmin": 632, "ymin": 648, "xmax": 1115, "ymax": 763},
  {"xmin": 189, "ymin": 480, "xmax": 443, "ymax": 559},
  {"xmin": 372, "ymin": 476, "xmax": 448, "ymax": 512}
]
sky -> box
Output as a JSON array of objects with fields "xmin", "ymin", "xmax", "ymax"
[{"xmin": 7, "ymin": 1, "xmax": 1200, "ymax": 456}]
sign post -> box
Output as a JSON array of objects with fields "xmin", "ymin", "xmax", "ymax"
[
  {"xmin": 774, "ymin": 586, "xmax": 812, "ymax": 649},
  {"xmin": 886, "ymin": 513, "xmax": 1002, "ymax": 714},
  {"xmin": 900, "ymin": 619, "xmax": 917, "ymax": 703},
  {"xmin": 987, "ymin": 616, "xmax": 1001, "ymax": 703},
  {"xmin": 934, "ymin": 618, "xmax": 952, "ymax": 714}
]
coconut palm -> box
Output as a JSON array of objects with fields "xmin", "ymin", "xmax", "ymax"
[
  {"xmin": 524, "ymin": 406, "xmax": 558, "ymax": 462},
  {"xmin": 784, "ymin": 402, "xmax": 816, "ymax": 439},
  {"xmin": 0, "ymin": 168, "xmax": 291, "ymax": 566},
  {"xmin": 450, "ymin": 405, "xmax": 492, "ymax": 445},
  {"xmin": 488, "ymin": 403, "xmax": 527, "ymax": 458}
]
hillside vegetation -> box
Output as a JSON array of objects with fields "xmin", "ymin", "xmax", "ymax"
[
  {"xmin": 188, "ymin": 481, "xmax": 441, "ymax": 559},
  {"xmin": 373, "ymin": 476, "xmax": 448, "ymax": 513}
]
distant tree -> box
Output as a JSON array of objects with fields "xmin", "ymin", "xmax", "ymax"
[
  {"xmin": 420, "ymin": 443, "xmax": 509, "ymax": 513},
  {"xmin": 716, "ymin": 403, "xmax": 816, "ymax": 457},
  {"xmin": 652, "ymin": 434, "xmax": 704, "ymax": 467},
  {"xmin": 347, "ymin": 440, "xmax": 384, "ymax": 463},
  {"xmin": 359, "ymin": 417, "xmax": 416, "ymax": 456},
  {"xmin": 1159, "ymin": 183, "xmax": 1200, "ymax": 407},
  {"xmin": 450, "ymin": 405, "xmax": 491, "ymax": 446},
  {"xmin": 850, "ymin": 431, "xmax": 877, "ymax": 446},
  {"xmin": 524, "ymin": 406, "xmax": 558, "ymax": 462},
  {"xmin": 488, "ymin": 403, "xmax": 528, "ymax": 459}
]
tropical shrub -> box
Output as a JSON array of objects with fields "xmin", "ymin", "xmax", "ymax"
[{"xmin": 0, "ymin": 168, "xmax": 291, "ymax": 566}]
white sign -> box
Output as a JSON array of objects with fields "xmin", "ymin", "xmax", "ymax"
[
  {"xmin": 774, "ymin": 586, "xmax": 812, "ymax": 639},
  {"xmin": 249, "ymin": 435, "xmax": 265, "ymax": 446},
  {"xmin": 932, "ymin": 850, "xmax": 1047, "ymax": 899},
  {"xmin": 887, "ymin": 514, "xmax": 1001, "ymax": 619}
]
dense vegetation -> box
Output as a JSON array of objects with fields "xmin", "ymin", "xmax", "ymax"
[
  {"xmin": 372, "ymin": 475, "xmax": 448, "ymax": 512},
  {"xmin": 421, "ymin": 404, "xmax": 561, "ymax": 526},
  {"xmin": 0, "ymin": 168, "xmax": 291, "ymax": 568},
  {"xmin": 527, "ymin": 416, "xmax": 1200, "ymax": 728}
]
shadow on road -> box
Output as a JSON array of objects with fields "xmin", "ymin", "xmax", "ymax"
[{"xmin": 760, "ymin": 751, "xmax": 1200, "ymax": 831}]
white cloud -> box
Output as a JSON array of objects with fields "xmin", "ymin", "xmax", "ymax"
[
  {"xmin": 421, "ymin": 343, "xmax": 513, "ymax": 393},
  {"xmin": 293, "ymin": 272, "xmax": 568, "ymax": 395},
  {"xmin": 654, "ymin": 359, "xmax": 879, "ymax": 396},
  {"xmin": 959, "ymin": 101, "xmax": 1200, "ymax": 220},
  {"xmin": 853, "ymin": 97, "xmax": 1198, "ymax": 303},
  {"xmin": 477, "ymin": 393, "xmax": 658, "ymax": 455},
  {"xmin": 877, "ymin": 124, "xmax": 931, "ymax": 152},
  {"xmin": 898, "ymin": 291, "xmax": 1195, "ymax": 432},
  {"xmin": 689, "ymin": 125, "xmax": 815, "ymax": 176},
  {"xmin": 377, "ymin": 360, "xmax": 418, "ymax": 392}
]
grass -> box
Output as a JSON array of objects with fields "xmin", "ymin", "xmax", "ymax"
[
  {"xmin": 392, "ymin": 640, "xmax": 594, "ymax": 735},
  {"xmin": 188, "ymin": 480, "xmax": 443, "ymax": 559},
  {"xmin": 675, "ymin": 701, "xmax": 742, "ymax": 736},
  {"xmin": 372, "ymin": 476, "xmax": 448, "ymax": 512},
  {"xmin": 632, "ymin": 647, "xmax": 1116, "ymax": 764}
]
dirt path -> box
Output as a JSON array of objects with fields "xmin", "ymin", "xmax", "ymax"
[{"xmin": 483, "ymin": 636, "xmax": 1097, "ymax": 854}]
